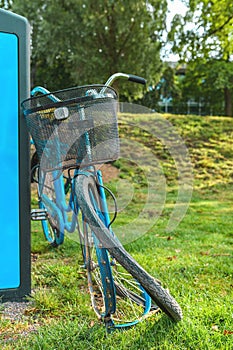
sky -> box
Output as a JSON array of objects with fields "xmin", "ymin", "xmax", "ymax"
[
  {"xmin": 163, "ymin": 0, "xmax": 188, "ymax": 61},
  {"xmin": 167, "ymin": 0, "xmax": 187, "ymax": 30}
]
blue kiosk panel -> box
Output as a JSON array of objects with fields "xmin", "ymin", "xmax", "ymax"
[
  {"xmin": 0, "ymin": 32, "xmax": 20, "ymax": 289},
  {"xmin": 0, "ymin": 9, "xmax": 31, "ymax": 300}
]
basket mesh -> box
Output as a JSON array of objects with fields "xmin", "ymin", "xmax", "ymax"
[{"xmin": 22, "ymin": 85, "xmax": 119, "ymax": 170}]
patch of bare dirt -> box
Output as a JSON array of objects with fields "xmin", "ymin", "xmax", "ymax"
[{"xmin": 95, "ymin": 163, "xmax": 120, "ymax": 182}]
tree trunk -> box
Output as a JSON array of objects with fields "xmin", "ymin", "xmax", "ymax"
[{"xmin": 224, "ymin": 87, "xmax": 232, "ymax": 116}]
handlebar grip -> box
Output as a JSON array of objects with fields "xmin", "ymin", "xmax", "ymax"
[{"xmin": 128, "ymin": 74, "xmax": 146, "ymax": 85}]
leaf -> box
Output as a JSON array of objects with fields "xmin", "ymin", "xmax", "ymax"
[
  {"xmin": 167, "ymin": 256, "xmax": 177, "ymax": 261},
  {"xmin": 90, "ymin": 320, "xmax": 95, "ymax": 328},
  {"xmin": 175, "ymin": 249, "xmax": 181, "ymax": 253},
  {"xmin": 200, "ymin": 251, "xmax": 210, "ymax": 256},
  {"xmin": 223, "ymin": 330, "xmax": 233, "ymax": 335}
]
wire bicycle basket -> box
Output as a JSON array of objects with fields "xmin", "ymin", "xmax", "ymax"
[{"xmin": 22, "ymin": 85, "xmax": 119, "ymax": 170}]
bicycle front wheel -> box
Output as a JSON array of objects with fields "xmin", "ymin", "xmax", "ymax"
[
  {"xmin": 77, "ymin": 177, "xmax": 153, "ymax": 328},
  {"xmin": 75, "ymin": 174, "xmax": 183, "ymax": 322}
]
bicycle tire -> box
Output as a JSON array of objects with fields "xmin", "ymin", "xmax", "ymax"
[
  {"xmin": 30, "ymin": 151, "xmax": 39, "ymax": 183},
  {"xmin": 75, "ymin": 174, "xmax": 183, "ymax": 322},
  {"xmin": 77, "ymin": 179, "xmax": 153, "ymax": 328}
]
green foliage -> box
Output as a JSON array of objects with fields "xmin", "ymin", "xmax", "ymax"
[
  {"xmin": 169, "ymin": 0, "xmax": 233, "ymax": 60},
  {"xmin": 139, "ymin": 64, "xmax": 182, "ymax": 110},
  {"xmin": 11, "ymin": 0, "xmax": 167, "ymax": 98},
  {"xmin": 71, "ymin": 1, "xmax": 166, "ymax": 93},
  {"xmin": 168, "ymin": 0, "xmax": 233, "ymax": 116},
  {"xmin": 174, "ymin": 59, "xmax": 233, "ymax": 116},
  {"xmin": 12, "ymin": 0, "xmax": 84, "ymax": 89}
]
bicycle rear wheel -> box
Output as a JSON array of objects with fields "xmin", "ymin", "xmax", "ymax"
[
  {"xmin": 76, "ymin": 175, "xmax": 154, "ymax": 328},
  {"xmin": 75, "ymin": 174, "xmax": 183, "ymax": 322},
  {"xmin": 37, "ymin": 169, "xmax": 64, "ymax": 246}
]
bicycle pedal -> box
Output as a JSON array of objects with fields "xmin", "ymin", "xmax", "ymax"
[{"xmin": 31, "ymin": 208, "xmax": 48, "ymax": 221}]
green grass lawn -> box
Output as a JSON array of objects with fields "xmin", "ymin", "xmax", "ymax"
[{"xmin": 0, "ymin": 113, "xmax": 233, "ymax": 349}]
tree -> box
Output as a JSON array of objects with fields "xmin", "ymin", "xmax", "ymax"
[
  {"xmin": 12, "ymin": 0, "xmax": 83, "ymax": 89},
  {"xmin": 139, "ymin": 64, "xmax": 182, "ymax": 111},
  {"xmin": 12, "ymin": 0, "xmax": 167, "ymax": 98},
  {"xmin": 177, "ymin": 60, "xmax": 230, "ymax": 115},
  {"xmin": 169, "ymin": 0, "xmax": 233, "ymax": 116}
]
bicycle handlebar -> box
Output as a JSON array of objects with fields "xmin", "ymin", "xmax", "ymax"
[
  {"xmin": 29, "ymin": 72, "xmax": 146, "ymax": 105},
  {"xmin": 31, "ymin": 86, "xmax": 51, "ymax": 96},
  {"xmin": 104, "ymin": 72, "xmax": 146, "ymax": 87},
  {"xmin": 31, "ymin": 86, "xmax": 61, "ymax": 102}
]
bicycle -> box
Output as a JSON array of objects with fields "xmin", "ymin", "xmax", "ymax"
[{"xmin": 22, "ymin": 73, "xmax": 183, "ymax": 329}]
